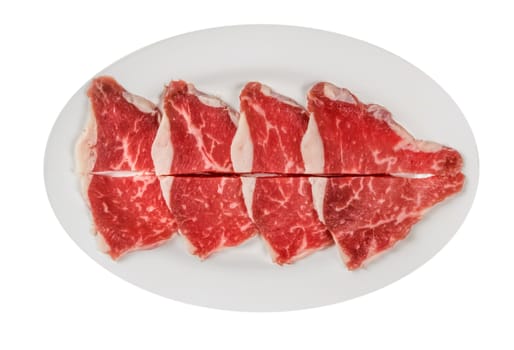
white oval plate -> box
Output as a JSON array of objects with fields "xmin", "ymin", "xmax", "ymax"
[{"xmin": 45, "ymin": 25, "xmax": 479, "ymax": 312}]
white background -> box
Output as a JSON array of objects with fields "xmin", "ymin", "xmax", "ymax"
[{"xmin": 0, "ymin": 1, "xmax": 512, "ymax": 349}]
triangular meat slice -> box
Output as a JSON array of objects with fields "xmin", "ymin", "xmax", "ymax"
[
  {"xmin": 76, "ymin": 76, "xmax": 161, "ymax": 174},
  {"xmin": 233, "ymin": 82, "xmax": 333, "ymax": 264},
  {"xmin": 304, "ymin": 82, "xmax": 463, "ymax": 175},
  {"xmin": 154, "ymin": 81, "xmax": 257, "ymax": 258},
  {"xmin": 323, "ymin": 173, "xmax": 465, "ymax": 269},
  {"xmin": 86, "ymin": 175, "xmax": 177, "ymax": 259}
]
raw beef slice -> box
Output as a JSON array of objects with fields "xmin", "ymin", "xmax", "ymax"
[
  {"xmin": 323, "ymin": 173, "xmax": 465, "ymax": 269},
  {"xmin": 234, "ymin": 82, "xmax": 333, "ymax": 264},
  {"xmin": 154, "ymin": 81, "xmax": 256, "ymax": 258},
  {"xmin": 76, "ymin": 76, "xmax": 161, "ymax": 173},
  {"xmin": 304, "ymin": 82, "xmax": 463, "ymax": 175},
  {"xmin": 252, "ymin": 177, "xmax": 333, "ymax": 264},
  {"xmin": 152, "ymin": 80, "xmax": 239, "ymax": 175},
  {"xmin": 87, "ymin": 175, "xmax": 177, "ymax": 259},
  {"xmin": 166, "ymin": 176, "xmax": 256, "ymax": 258},
  {"xmin": 233, "ymin": 82, "xmax": 311, "ymax": 174}
]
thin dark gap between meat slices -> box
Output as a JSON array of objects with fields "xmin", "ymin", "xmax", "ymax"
[
  {"xmin": 90, "ymin": 170, "xmax": 436, "ymax": 179},
  {"xmin": 91, "ymin": 170, "xmax": 436, "ymax": 178}
]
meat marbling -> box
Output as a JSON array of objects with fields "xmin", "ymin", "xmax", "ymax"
[
  {"xmin": 76, "ymin": 76, "xmax": 161, "ymax": 174},
  {"xmin": 77, "ymin": 77, "xmax": 177, "ymax": 259},
  {"xmin": 304, "ymin": 82, "xmax": 463, "ymax": 176},
  {"xmin": 234, "ymin": 82, "xmax": 333, "ymax": 264},
  {"xmin": 323, "ymin": 173, "xmax": 465, "ymax": 269},
  {"xmin": 154, "ymin": 81, "xmax": 257, "ymax": 258},
  {"xmin": 87, "ymin": 175, "xmax": 176, "ymax": 259}
]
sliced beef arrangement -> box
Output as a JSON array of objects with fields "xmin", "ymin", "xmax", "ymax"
[
  {"xmin": 234, "ymin": 82, "xmax": 332, "ymax": 264},
  {"xmin": 153, "ymin": 81, "xmax": 256, "ymax": 258},
  {"xmin": 76, "ymin": 76, "xmax": 464, "ymax": 269}
]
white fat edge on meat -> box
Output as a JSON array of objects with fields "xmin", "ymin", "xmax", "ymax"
[
  {"xmin": 358, "ymin": 244, "xmax": 391, "ymax": 269},
  {"xmin": 288, "ymin": 236, "xmax": 330, "ymax": 264},
  {"xmin": 179, "ymin": 229, "xmax": 223, "ymax": 260},
  {"xmin": 366, "ymin": 104, "xmax": 444, "ymax": 153},
  {"xmin": 334, "ymin": 242, "xmax": 352, "ymax": 267},
  {"xmin": 95, "ymin": 232, "xmax": 110, "ymax": 254},
  {"xmin": 240, "ymin": 177, "xmax": 256, "ymax": 220},
  {"xmin": 187, "ymin": 83, "xmax": 240, "ymax": 126},
  {"xmin": 122, "ymin": 91, "xmax": 157, "ymax": 114},
  {"xmin": 150, "ymin": 92, "xmax": 174, "ymax": 211},
  {"xmin": 75, "ymin": 107, "xmax": 97, "ymax": 174},
  {"xmin": 74, "ymin": 105, "xmax": 97, "ymax": 204},
  {"xmin": 151, "ymin": 97, "xmax": 173, "ymax": 176},
  {"xmin": 227, "ymin": 109, "xmax": 239, "ymax": 126},
  {"xmin": 390, "ymin": 173, "xmax": 433, "ymax": 179},
  {"xmin": 96, "ymin": 233, "xmax": 172, "ymax": 260},
  {"xmin": 301, "ymin": 112, "xmax": 327, "ymax": 223},
  {"xmin": 180, "ymin": 232, "xmax": 198, "ymax": 257},
  {"xmin": 301, "ymin": 113, "xmax": 325, "ymax": 174},
  {"xmin": 231, "ymin": 110, "xmax": 255, "ymax": 219},
  {"xmin": 308, "ymin": 177, "xmax": 328, "ymax": 223},
  {"xmin": 231, "ymin": 111, "xmax": 253, "ymax": 173},
  {"xmin": 158, "ymin": 176, "xmax": 174, "ymax": 210},
  {"xmin": 322, "ymin": 82, "xmax": 357, "ymax": 104},
  {"xmin": 79, "ymin": 174, "xmax": 93, "ymax": 208},
  {"xmin": 259, "ymin": 83, "xmax": 303, "ymax": 108},
  {"xmin": 258, "ymin": 234, "xmax": 279, "ymax": 263}
]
